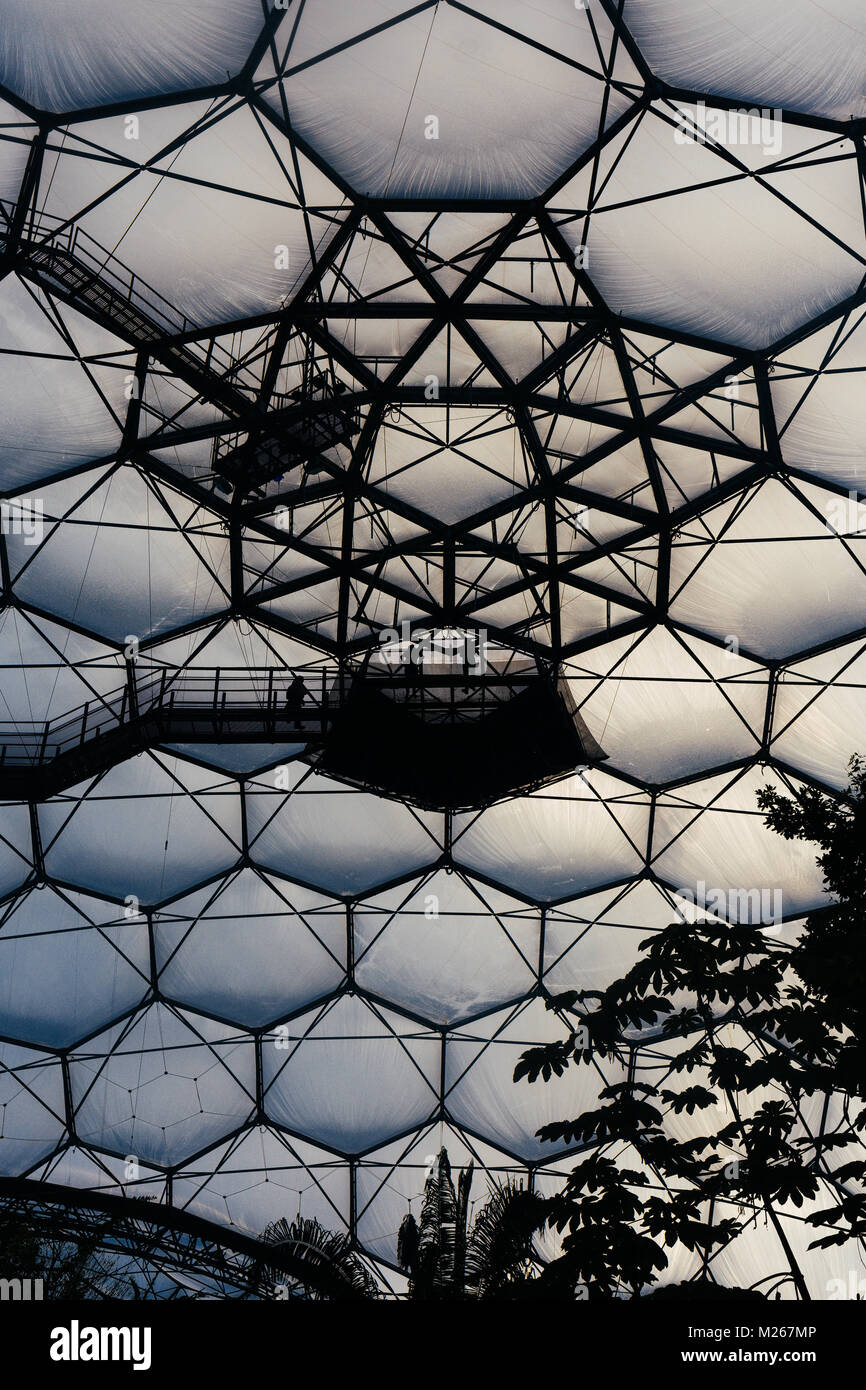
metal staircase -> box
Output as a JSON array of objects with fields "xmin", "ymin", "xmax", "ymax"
[{"xmin": 1, "ymin": 201, "xmax": 361, "ymax": 488}]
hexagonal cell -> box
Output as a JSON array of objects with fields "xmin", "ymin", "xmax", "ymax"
[
  {"xmin": 445, "ymin": 997, "xmax": 626, "ymax": 1161},
  {"xmin": 246, "ymin": 767, "xmax": 441, "ymax": 895},
  {"xmin": 669, "ymin": 480, "xmax": 866, "ymax": 660},
  {"xmin": 69, "ymin": 1004, "xmax": 255, "ymax": 1167},
  {"xmin": 542, "ymin": 879, "xmax": 678, "ymax": 997},
  {"xmin": 268, "ymin": 1, "xmax": 638, "ymax": 199},
  {"xmin": 453, "ymin": 769, "xmax": 649, "ymax": 901},
  {"xmin": 173, "ymin": 1128, "xmax": 349, "ymax": 1236},
  {"xmin": 0, "ymin": 1041, "xmax": 66, "ymax": 1174},
  {"xmin": 651, "ymin": 765, "xmax": 827, "ymax": 918},
  {"xmin": 0, "ymin": 886, "xmax": 149, "ymax": 1047},
  {"xmin": 356, "ymin": 1126, "xmax": 526, "ymax": 1269},
  {"xmin": 0, "ymin": 0, "xmax": 864, "ymax": 1299},
  {"xmin": 0, "ymin": 0, "xmax": 265, "ymax": 112},
  {"xmin": 354, "ymin": 870, "xmax": 538, "ymax": 1024},
  {"xmin": 39, "ymin": 753, "xmax": 242, "ymax": 900},
  {"xmin": 565, "ymin": 626, "xmax": 765, "ymax": 783},
  {"xmin": 262, "ymin": 995, "xmax": 440, "ymax": 1153},
  {"xmin": 35, "ymin": 1145, "xmax": 166, "ymax": 1202},
  {"xmin": 155, "ymin": 869, "xmax": 345, "ymax": 1027}
]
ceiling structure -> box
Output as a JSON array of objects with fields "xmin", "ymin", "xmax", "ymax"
[{"xmin": 0, "ymin": 0, "xmax": 865, "ymax": 1297}]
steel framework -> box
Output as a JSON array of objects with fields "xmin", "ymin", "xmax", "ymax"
[{"xmin": 0, "ymin": 0, "xmax": 863, "ymax": 1297}]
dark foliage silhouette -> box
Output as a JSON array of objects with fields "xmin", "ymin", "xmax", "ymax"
[
  {"xmin": 0, "ymin": 1207, "xmax": 137, "ymax": 1299},
  {"xmin": 398, "ymin": 1149, "xmax": 547, "ymax": 1299},
  {"xmin": 260, "ymin": 1215, "xmax": 380, "ymax": 1300},
  {"xmin": 513, "ymin": 756, "xmax": 866, "ymax": 1297}
]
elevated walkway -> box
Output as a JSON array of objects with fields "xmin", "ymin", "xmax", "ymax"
[{"xmin": 0, "ymin": 664, "xmax": 605, "ymax": 807}]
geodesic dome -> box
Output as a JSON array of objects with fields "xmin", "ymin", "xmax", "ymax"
[{"xmin": 0, "ymin": 0, "xmax": 865, "ymax": 1298}]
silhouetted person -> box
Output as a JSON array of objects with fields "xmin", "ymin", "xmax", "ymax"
[{"xmin": 284, "ymin": 675, "xmax": 307, "ymax": 729}]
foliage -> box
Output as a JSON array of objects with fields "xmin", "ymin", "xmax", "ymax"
[
  {"xmin": 512, "ymin": 756, "xmax": 866, "ymax": 1297},
  {"xmin": 398, "ymin": 1149, "xmax": 548, "ymax": 1299},
  {"xmin": 261, "ymin": 1215, "xmax": 380, "ymax": 1300},
  {"xmin": 757, "ymin": 754, "xmax": 866, "ymax": 1097},
  {"xmin": 0, "ymin": 1207, "xmax": 139, "ymax": 1298}
]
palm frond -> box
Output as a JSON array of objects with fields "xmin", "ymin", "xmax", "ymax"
[
  {"xmin": 262, "ymin": 1215, "xmax": 379, "ymax": 1299},
  {"xmin": 465, "ymin": 1180, "xmax": 548, "ymax": 1298}
]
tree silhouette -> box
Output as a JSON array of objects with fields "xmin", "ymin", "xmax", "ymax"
[
  {"xmin": 757, "ymin": 754, "xmax": 866, "ymax": 1097},
  {"xmin": 398, "ymin": 1149, "xmax": 547, "ymax": 1299},
  {"xmin": 513, "ymin": 756, "xmax": 866, "ymax": 1297},
  {"xmin": 260, "ymin": 1215, "xmax": 380, "ymax": 1300},
  {"xmin": 0, "ymin": 1207, "xmax": 138, "ymax": 1299}
]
